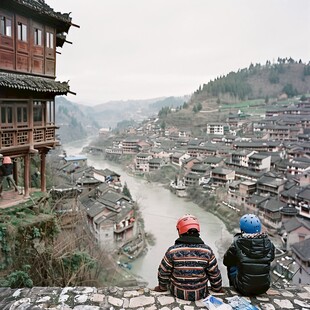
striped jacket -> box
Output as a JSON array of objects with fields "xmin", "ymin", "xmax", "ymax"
[{"xmin": 157, "ymin": 234, "xmax": 222, "ymax": 301}]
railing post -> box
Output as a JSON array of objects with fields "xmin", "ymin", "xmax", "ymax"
[
  {"xmin": 24, "ymin": 153, "xmax": 30, "ymax": 198},
  {"xmin": 29, "ymin": 98, "xmax": 34, "ymax": 146}
]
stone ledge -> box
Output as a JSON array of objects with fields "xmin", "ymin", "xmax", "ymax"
[{"xmin": 0, "ymin": 285, "xmax": 309, "ymax": 309}]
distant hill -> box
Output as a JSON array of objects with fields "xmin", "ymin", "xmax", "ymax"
[
  {"xmin": 156, "ymin": 59, "xmax": 310, "ymax": 132},
  {"xmin": 55, "ymin": 96, "xmax": 187, "ymax": 142},
  {"xmin": 55, "ymin": 97, "xmax": 100, "ymax": 143},
  {"xmin": 80, "ymin": 96, "xmax": 187, "ymax": 129},
  {"xmin": 56, "ymin": 58, "xmax": 310, "ymax": 140},
  {"xmin": 191, "ymin": 59, "xmax": 310, "ymax": 105}
]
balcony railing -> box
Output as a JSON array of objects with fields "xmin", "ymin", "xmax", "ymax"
[
  {"xmin": 114, "ymin": 222, "xmax": 134, "ymax": 234},
  {"xmin": 0, "ymin": 126, "xmax": 57, "ymax": 149}
]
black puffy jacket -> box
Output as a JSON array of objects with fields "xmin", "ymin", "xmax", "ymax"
[
  {"xmin": 2, "ymin": 163, "xmax": 13, "ymax": 176},
  {"xmin": 223, "ymin": 232, "xmax": 275, "ymax": 296}
]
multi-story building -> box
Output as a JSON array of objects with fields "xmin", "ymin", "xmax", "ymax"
[
  {"xmin": 291, "ymin": 238, "xmax": 310, "ymax": 285},
  {"xmin": 206, "ymin": 122, "xmax": 229, "ymax": 135},
  {"xmin": 229, "ymin": 150, "xmax": 255, "ymax": 167},
  {"xmin": 211, "ymin": 167, "xmax": 235, "ymax": 186},
  {"xmin": 239, "ymin": 180, "xmax": 257, "ymax": 198},
  {"xmin": 135, "ymin": 153, "xmax": 152, "ymax": 172},
  {"xmin": 187, "ymin": 144, "xmax": 218, "ymax": 158},
  {"xmin": 286, "ymin": 159, "xmax": 310, "ymax": 176},
  {"xmin": 148, "ymin": 158, "xmax": 164, "ymax": 171},
  {"xmin": 282, "ymin": 217, "xmax": 310, "ymax": 251},
  {"xmin": 122, "ymin": 138, "xmax": 140, "ymax": 154},
  {"xmin": 0, "ymin": 0, "xmax": 77, "ymax": 196},
  {"xmin": 258, "ymin": 198, "xmax": 283, "ymax": 229},
  {"xmin": 184, "ymin": 171, "xmax": 201, "ymax": 187},
  {"xmin": 257, "ymin": 173, "xmax": 286, "ymax": 197},
  {"xmin": 295, "ymin": 187, "xmax": 310, "ymax": 219},
  {"xmin": 248, "ymin": 153, "xmax": 271, "ymax": 172}
]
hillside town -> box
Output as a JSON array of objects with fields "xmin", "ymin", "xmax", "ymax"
[
  {"xmin": 1, "ymin": 0, "xmax": 310, "ymax": 296},
  {"xmin": 79, "ymin": 95, "xmax": 310, "ymax": 287},
  {"xmin": 49, "ymin": 152, "xmax": 145, "ymax": 264}
]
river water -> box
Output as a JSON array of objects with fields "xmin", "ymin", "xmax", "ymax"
[{"xmin": 63, "ymin": 139, "xmax": 232, "ymax": 287}]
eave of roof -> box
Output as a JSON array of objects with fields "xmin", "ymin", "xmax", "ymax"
[
  {"xmin": 291, "ymin": 238, "xmax": 310, "ymax": 261},
  {"xmin": 0, "ymin": 72, "xmax": 72, "ymax": 95},
  {"xmin": 9, "ymin": 0, "xmax": 73, "ymax": 32}
]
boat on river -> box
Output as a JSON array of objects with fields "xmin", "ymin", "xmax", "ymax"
[{"xmin": 170, "ymin": 179, "xmax": 188, "ymax": 197}]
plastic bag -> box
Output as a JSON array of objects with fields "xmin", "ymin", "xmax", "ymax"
[
  {"xmin": 203, "ymin": 295, "xmax": 233, "ymax": 310},
  {"xmin": 226, "ymin": 296, "xmax": 259, "ymax": 310}
]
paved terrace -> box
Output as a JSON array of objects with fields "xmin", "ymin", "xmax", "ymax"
[{"xmin": 0, "ymin": 285, "xmax": 310, "ymax": 309}]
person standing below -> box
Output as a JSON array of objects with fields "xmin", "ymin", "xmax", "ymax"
[
  {"xmin": 154, "ymin": 214, "xmax": 222, "ymax": 301},
  {"xmin": 223, "ymin": 213, "xmax": 275, "ymax": 296},
  {"xmin": 2, "ymin": 156, "xmax": 22, "ymax": 195}
]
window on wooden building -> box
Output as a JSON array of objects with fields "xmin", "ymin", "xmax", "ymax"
[
  {"xmin": 17, "ymin": 22, "xmax": 27, "ymax": 41},
  {"xmin": 46, "ymin": 31, "xmax": 54, "ymax": 49},
  {"xmin": 0, "ymin": 104, "xmax": 13, "ymax": 128},
  {"xmin": 33, "ymin": 101, "xmax": 45, "ymax": 126},
  {"xmin": 46, "ymin": 100, "xmax": 55, "ymax": 125},
  {"xmin": 0, "ymin": 16, "xmax": 12, "ymax": 37},
  {"xmin": 34, "ymin": 28, "xmax": 42, "ymax": 45},
  {"xmin": 16, "ymin": 104, "xmax": 28, "ymax": 128}
]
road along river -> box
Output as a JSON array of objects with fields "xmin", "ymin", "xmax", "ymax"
[{"xmin": 63, "ymin": 141, "xmax": 232, "ymax": 287}]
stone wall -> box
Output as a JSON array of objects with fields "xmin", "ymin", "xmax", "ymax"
[{"xmin": 0, "ymin": 285, "xmax": 309, "ymax": 309}]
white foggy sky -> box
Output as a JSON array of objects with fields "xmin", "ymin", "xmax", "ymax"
[{"xmin": 47, "ymin": 0, "xmax": 310, "ymax": 105}]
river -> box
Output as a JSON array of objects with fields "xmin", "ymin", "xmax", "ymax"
[{"xmin": 63, "ymin": 139, "xmax": 232, "ymax": 287}]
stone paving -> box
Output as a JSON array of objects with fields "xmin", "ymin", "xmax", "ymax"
[{"xmin": 0, "ymin": 285, "xmax": 310, "ymax": 309}]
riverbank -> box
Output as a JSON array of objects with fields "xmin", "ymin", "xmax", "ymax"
[
  {"xmin": 69, "ymin": 148, "xmax": 232, "ymax": 286},
  {"xmin": 86, "ymin": 151, "xmax": 239, "ymax": 234}
]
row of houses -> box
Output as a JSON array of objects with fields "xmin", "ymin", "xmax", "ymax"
[
  {"xmin": 99, "ymin": 97, "xmax": 310, "ymax": 285},
  {"xmin": 50, "ymin": 153, "xmax": 142, "ymax": 255}
]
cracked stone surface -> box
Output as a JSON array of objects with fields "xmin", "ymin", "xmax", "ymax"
[{"xmin": 0, "ymin": 285, "xmax": 309, "ymax": 309}]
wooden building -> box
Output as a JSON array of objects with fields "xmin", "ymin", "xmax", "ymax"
[{"xmin": 0, "ymin": 0, "xmax": 78, "ymax": 197}]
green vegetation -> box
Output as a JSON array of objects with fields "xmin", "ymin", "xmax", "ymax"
[
  {"xmin": 201, "ymin": 70, "xmax": 252, "ymax": 100},
  {"xmin": 0, "ymin": 194, "xmax": 104, "ymax": 288},
  {"xmin": 282, "ymin": 83, "xmax": 298, "ymax": 98},
  {"xmin": 220, "ymin": 99, "xmax": 265, "ymax": 110},
  {"xmin": 154, "ymin": 59, "xmax": 310, "ymax": 129},
  {"xmin": 193, "ymin": 59, "xmax": 310, "ymax": 104},
  {"xmin": 158, "ymin": 106, "xmax": 172, "ymax": 117},
  {"xmin": 122, "ymin": 182, "xmax": 133, "ymax": 200},
  {"xmin": 1, "ymin": 265, "xmax": 33, "ymax": 288}
]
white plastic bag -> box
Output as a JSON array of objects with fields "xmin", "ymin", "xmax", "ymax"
[
  {"xmin": 226, "ymin": 296, "xmax": 259, "ymax": 310},
  {"xmin": 203, "ymin": 295, "xmax": 233, "ymax": 310}
]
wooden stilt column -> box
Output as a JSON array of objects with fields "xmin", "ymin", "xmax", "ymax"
[
  {"xmin": 24, "ymin": 153, "xmax": 30, "ymax": 197},
  {"xmin": 13, "ymin": 160, "xmax": 18, "ymax": 187},
  {"xmin": 40, "ymin": 152, "xmax": 46, "ymax": 192}
]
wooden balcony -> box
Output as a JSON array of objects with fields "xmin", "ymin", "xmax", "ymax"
[
  {"xmin": 114, "ymin": 222, "xmax": 134, "ymax": 234},
  {"xmin": 0, "ymin": 125, "xmax": 58, "ymax": 151}
]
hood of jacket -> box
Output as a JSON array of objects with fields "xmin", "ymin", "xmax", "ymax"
[{"xmin": 235, "ymin": 232, "xmax": 273, "ymax": 259}]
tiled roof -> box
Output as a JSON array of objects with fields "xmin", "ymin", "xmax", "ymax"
[
  {"xmin": 247, "ymin": 194, "xmax": 269, "ymax": 205},
  {"xmin": 298, "ymin": 187, "xmax": 310, "ymax": 201},
  {"xmin": 101, "ymin": 191, "xmax": 130, "ymax": 204},
  {"xmin": 0, "ymin": 72, "xmax": 70, "ymax": 95},
  {"xmin": 149, "ymin": 158, "xmax": 163, "ymax": 164},
  {"xmin": 291, "ymin": 238, "xmax": 310, "ymax": 261},
  {"xmin": 257, "ymin": 175, "xmax": 286, "ymax": 187},
  {"xmin": 283, "ymin": 217, "xmax": 310, "ymax": 233},
  {"xmin": 11, "ymin": 0, "xmax": 72, "ymax": 29},
  {"xmin": 260, "ymin": 198, "xmax": 285, "ymax": 212},
  {"xmin": 203, "ymin": 156, "xmax": 223, "ymax": 164}
]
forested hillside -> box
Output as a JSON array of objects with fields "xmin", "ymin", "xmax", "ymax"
[
  {"xmin": 56, "ymin": 58, "xmax": 310, "ymax": 141},
  {"xmin": 55, "ymin": 97, "xmax": 100, "ymax": 143},
  {"xmin": 192, "ymin": 58, "xmax": 310, "ymax": 104},
  {"xmin": 156, "ymin": 58, "xmax": 310, "ymax": 132}
]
